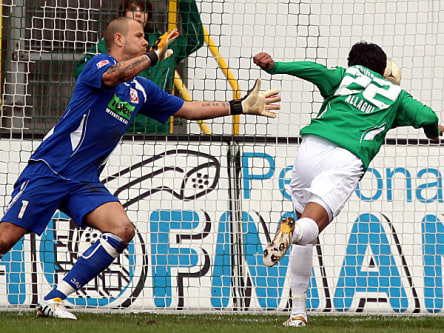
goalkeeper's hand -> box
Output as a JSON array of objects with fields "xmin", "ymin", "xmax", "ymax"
[
  {"xmin": 229, "ymin": 79, "xmax": 280, "ymax": 118},
  {"xmin": 146, "ymin": 28, "xmax": 180, "ymax": 66}
]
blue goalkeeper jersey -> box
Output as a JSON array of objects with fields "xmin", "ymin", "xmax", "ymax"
[{"xmin": 29, "ymin": 54, "xmax": 184, "ymax": 181}]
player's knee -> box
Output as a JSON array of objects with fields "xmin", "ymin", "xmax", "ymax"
[
  {"xmin": 0, "ymin": 223, "xmax": 23, "ymax": 255},
  {"xmin": 124, "ymin": 223, "xmax": 135, "ymax": 242},
  {"xmin": 294, "ymin": 217, "xmax": 319, "ymax": 245},
  {"xmin": 0, "ymin": 242, "xmax": 6, "ymax": 258},
  {"xmin": 0, "ymin": 238, "xmax": 13, "ymax": 257},
  {"xmin": 102, "ymin": 232, "xmax": 130, "ymax": 255},
  {"xmin": 114, "ymin": 222, "xmax": 135, "ymax": 243}
]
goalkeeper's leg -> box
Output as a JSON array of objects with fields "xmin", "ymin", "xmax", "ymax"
[
  {"xmin": 38, "ymin": 232, "xmax": 129, "ymax": 320},
  {"xmin": 44, "ymin": 232, "xmax": 128, "ymax": 299},
  {"xmin": 38, "ymin": 201, "xmax": 134, "ymax": 320},
  {"xmin": 0, "ymin": 222, "xmax": 28, "ymax": 259}
]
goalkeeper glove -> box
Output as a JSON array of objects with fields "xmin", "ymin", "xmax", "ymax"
[
  {"xmin": 146, "ymin": 28, "xmax": 180, "ymax": 66},
  {"xmin": 229, "ymin": 79, "xmax": 280, "ymax": 118}
]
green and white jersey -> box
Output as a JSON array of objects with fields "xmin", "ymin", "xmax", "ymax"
[{"xmin": 265, "ymin": 61, "xmax": 440, "ymax": 169}]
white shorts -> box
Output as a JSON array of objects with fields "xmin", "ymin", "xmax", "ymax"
[{"xmin": 290, "ymin": 135, "xmax": 364, "ymax": 221}]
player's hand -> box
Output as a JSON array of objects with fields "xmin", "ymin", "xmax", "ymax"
[
  {"xmin": 146, "ymin": 28, "xmax": 180, "ymax": 66},
  {"xmin": 253, "ymin": 52, "xmax": 275, "ymax": 70},
  {"xmin": 430, "ymin": 124, "xmax": 444, "ymax": 141},
  {"xmin": 229, "ymin": 79, "xmax": 280, "ymax": 118}
]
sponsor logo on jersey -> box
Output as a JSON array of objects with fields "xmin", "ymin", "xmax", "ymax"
[
  {"xmin": 130, "ymin": 88, "xmax": 139, "ymax": 104},
  {"xmin": 96, "ymin": 60, "xmax": 110, "ymax": 69},
  {"xmin": 106, "ymin": 95, "xmax": 135, "ymax": 124}
]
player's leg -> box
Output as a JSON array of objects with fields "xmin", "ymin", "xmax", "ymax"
[
  {"xmin": 284, "ymin": 243, "xmax": 313, "ymax": 327},
  {"xmin": 0, "ymin": 222, "xmax": 28, "ymax": 259},
  {"xmin": 283, "ymin": 188, "xmax": 358, "ymax": 327},
  {"xmin": 0, "ymin": 164, "xmax": 78, "ymax": 319},
  {"xmin": 1, "ymin": 163, "xmax": 68, "ymax": 258},
  {"xmin": 49, "ymin": 201, "xmax": 134, "ymax": 298},
  {"xmin": 274, "ymin": 137, "xmax": 363, "ymax": 326},
  {"xmin": 264, "ymin": 136, "xmax": 363, "ymax": 267},
  {"xmin": 264, "ymin": 135, "xmax": 362, "ymax": 326},
  {"xmin": 280, "ymin": 202, "xmax": 329, "ymax": 327},
  {"xmin": 264, "ymin": 135, "xmax": 324, "ymax": 267},
  {"xmin": 0, "ymin": 178, "xmax": 38, "ymax": 258},
  {"xmin": 39, "ymin": 184, "xmax": 134, "ymax": 319},
  {"xmin": 263, "ymin": 202, "xmax": 327, "ymax": 267}
]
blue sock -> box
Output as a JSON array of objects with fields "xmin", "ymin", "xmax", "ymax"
[
  {"xmin": 44, "ymin": 288, "xmax": 66, "ymax": 301},
  {"xmin": 61, "ymin": 233, "xmax": 127, "ymax": 292}
]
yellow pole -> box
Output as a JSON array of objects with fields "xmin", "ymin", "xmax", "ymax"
[
  {"xmin": 168, "ymin": 1, "xmax": 210, "ymax": 135},
  {"xmin": 174, "ymin": 71, "xmax": 211, "ymax": 134},
  {"xmin": 202, "ymin": 25, "xmax": 241, "ymax": 135},
  {"xmin": 167, "ymin": 0, "xmax": 177, "ymax": 31},
  {"xmin": 167, "ymin": 0, "xmax": 178, "ymax": 133},
  {"xmin": 166, "ymin": 6, "xmax": 242, "ymax": 135}
]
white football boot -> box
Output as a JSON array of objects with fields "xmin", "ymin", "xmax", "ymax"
[
  {"xmin": 36, "ymin": 298, "xmax": 77, "ymax": 320},
  {"xmin": 282, "ymin": 316, "xmax": 307, "ymax": 327},
  {"xmin": 263, "ymin": 217, "xmax": 295, "ymax": 267}
]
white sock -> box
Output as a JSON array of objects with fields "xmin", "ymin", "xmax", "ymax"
[
  {"xmin": 292, "ymin": 217, "xmax": 319, "ymax": 245},
  {"xmin": 57, "ymin": 280, "xmax": 76, "ymax": 297},
  {"xmin": 289, "ymin": 243, "xmax": 314, "ymax": 321}
]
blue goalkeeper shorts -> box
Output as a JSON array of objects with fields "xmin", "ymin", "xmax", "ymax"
[{"xmin": 1, "ymin": 162, "xmax": 119, "ymax": 235}]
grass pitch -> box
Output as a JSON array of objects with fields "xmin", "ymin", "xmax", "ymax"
[{"xmin": 1, "ymin": 311, "xmax": 444, "ymax": 333}]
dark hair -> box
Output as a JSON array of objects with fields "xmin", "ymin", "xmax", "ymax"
[
  {"xmin": 118, "ymin": 0, "xmax": 154, "ymax": 20},
  {"xmin": 347, "ymin": 42, "xmax": 387, "ymax": 75}
]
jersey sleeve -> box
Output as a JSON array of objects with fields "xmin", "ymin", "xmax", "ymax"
[
  {"xmin": 76, "ymin": 54, "xmax": 116, "ymax": 90},
  {"xmin": 265, "ymin": 61, "xmax": 345, "ymax": 98},
  {"xmin": 392, "ymin": 90, "xmax": 440, "ymax": 138},
  {"xmin": 137, "ymin": 78, "xmax": 185, "ymax": 123},
  {"xmin": 74, "ymin": 38, "xmax": 108, "ymax": 79}
]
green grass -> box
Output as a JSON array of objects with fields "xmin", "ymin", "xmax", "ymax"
[{"xmin": 1, "ymin": 311, "xmax": 444, "ymax": 333}]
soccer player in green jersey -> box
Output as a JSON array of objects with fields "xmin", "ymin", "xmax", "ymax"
[{"xmin": 254, "ymin": 42, "xmax": 444, "ymax": 327}]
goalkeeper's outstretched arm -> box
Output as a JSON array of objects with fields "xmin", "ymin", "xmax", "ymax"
[{"xmin": 174, "ymin": 79, "xmax": 280, "ymax": 120}]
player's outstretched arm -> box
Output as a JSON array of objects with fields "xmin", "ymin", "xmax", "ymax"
[
  {"xmin": 174, "ymin": 78, "xmax": 280, "ymax": 120},
  {"xmin": 229, "ymin": 78, "xmax": 280, "ymax": 118}
]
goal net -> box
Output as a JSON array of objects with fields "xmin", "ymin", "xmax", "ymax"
[{"xmin": 1, "ymin": 0, "xmax": 444, "ymax": 315}]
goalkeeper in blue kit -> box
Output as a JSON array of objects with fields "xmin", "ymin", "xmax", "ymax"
[
  {"xmin": 255, "ymin": 42, "xmax": 444, "ymax": 327},
  {"xmin": 0, "ymin": 17, "xmax": 280, "ymax": 320}
]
